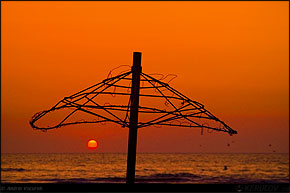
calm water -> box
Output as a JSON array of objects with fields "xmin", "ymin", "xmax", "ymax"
[{"xmin": 1, "ymin": 153, "xmax": 289, "ymax": 183}]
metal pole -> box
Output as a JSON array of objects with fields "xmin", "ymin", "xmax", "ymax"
[{"xmin": 126, "ymin": 52, "xmax": 142, "ymax": 184}]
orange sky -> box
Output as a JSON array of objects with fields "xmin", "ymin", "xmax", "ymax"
[{"xmin": 1, "ymin": 1, "xmax": 289, "ymax": 153}]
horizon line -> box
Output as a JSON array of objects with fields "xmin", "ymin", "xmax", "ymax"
[{"xmin": 1, "ymin": 152, "xmax": 289, "ymax": 154}]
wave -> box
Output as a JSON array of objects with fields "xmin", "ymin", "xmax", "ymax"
[
  {"xmin": 1, "ymin": 168, "xmax": 27, "ymax": 172},
  {"xmin": 135, "ymin": 173, "xmax": 202, "ymax": 182},
  {"xmin": 3, "ymin": 172, "xmax": 289, "ymax": 184},
  {"xmin": 16, "ymin": 177, "xmax": 125, "ymax": 183}
]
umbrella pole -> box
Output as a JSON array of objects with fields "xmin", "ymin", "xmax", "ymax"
[{"xmin": 126, "ymin": 52, "xmax": 142, "ymax": 184}]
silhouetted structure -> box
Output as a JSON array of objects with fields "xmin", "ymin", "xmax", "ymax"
[
  {"xmin": 30, "ymin": 52, "xmax": 237, "ymax": 184},
  {"xmin": 126, "ymin": 52, "xmax": 142, "ymax": 184}
]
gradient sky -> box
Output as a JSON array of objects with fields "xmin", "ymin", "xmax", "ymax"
[{"xmin": 1, "ymin": 1, "xmax": 289, "ymax": 153}]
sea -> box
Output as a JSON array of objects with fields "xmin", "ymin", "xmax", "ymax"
[{"xmin": 1, "ymin": 153, "xmax": 289, "ymax": 184}]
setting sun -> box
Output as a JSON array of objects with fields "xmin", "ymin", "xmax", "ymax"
[{"xmin": 87, "ymin": 139, "xmax": 98, "ymax": 150}]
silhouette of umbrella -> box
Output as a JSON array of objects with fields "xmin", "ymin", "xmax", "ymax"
[{"xmin": 30, "ymin": 52, "xmax": 237, "ymax": 184}]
